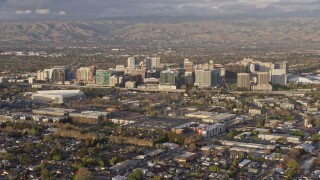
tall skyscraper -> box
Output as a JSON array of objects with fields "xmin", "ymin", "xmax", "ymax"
[
  {"xmin": 184, "ymin": 59, "xmax": 194, "ymax": 73},
  {"xmin": 37, "ymin": 66, "xmax": 67, "ymax": 82},
  {"xmin": 95, "ymin": 70, "xmax": 111, "ymax": 85},
  {"xmin": 146, "ymin": 57, "xmax": 161, "ymax": 71},
  {"xmin": 237, "ymin": 73, "xmax": 250, "ymax": 90},
  {"xmin": 159, "ymin": 70, "xmax": 177, "ymax": 86},
  {"xmin": 256, "ymin": 72, "xmax": 270, "ymax": 85},
  {"xmin": 194, "ymin": 69, "xmax": 218, "ymax": 88},
  {"xmin": 271, "ymin": 74, "xmax": 287, "ymax": 85},
  {"xmin": 52, "ymin": 66, "xmax": 67, "ymax": 82},
  {"xmin": 127, "ymin": 57, "xmax": 138, "ymax": 72},
  {"xmin": 259, "ymin": 62, "xmax": 274, "ymax": 72},
  {"xmin": 127, "ymin": 57, "xmax": 136, "ymax": 67},
  {"xmin": 76, "ymin": 66, "xmax": 96, "ymax": 84},
  {"xmin": 274, "ymin": 61, "xmax": 288, "ymax": 74},
  {"xmin": 252, "ymin": 72, "xmax": 272, "ymax": 91}
]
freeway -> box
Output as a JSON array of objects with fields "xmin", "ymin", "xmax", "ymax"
[
  {"xmin": 232, "ymin": 90, "xmax": 308, "ymax": 96},
  {"xmin": 37, "ymin": 83, "xmax": 185, "ymax": 93},
  {"xmin": 36, "ymin": 83, "xmax": 309, "ymax": 95}
]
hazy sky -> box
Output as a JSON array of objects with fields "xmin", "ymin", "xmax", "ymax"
[{"xmin": 0, "ymin": 0, "xmax": 319, "ymax": 20}]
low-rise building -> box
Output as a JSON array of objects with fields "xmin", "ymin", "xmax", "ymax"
[
  {"xmin": 69, "ymin": 111, "xmax": 108, "ymax": 124},
  {"xmin": 238, "ymin": 159, "xmax": 251, "ymax": 168},
  {"xmin": 174, "ymin": 152, "xmax": 196, "ymax": 163},
  {"xmin": 249, "ymin": 109, "xmax": 262, "ymax": 115},
  {"xmin": 32, "ymin": 108, "xmax": 76, "ymax": 116},
  {"xmin": 258, "ymin": 133, "xmax": 301, "ymax": 144},
  {"xmin": 195, "ymin": 123, "xmax": 225, "ymax": 137},
  {"xmin": 220, "ymin": 140, "xmax": 276, "ymax": 150}
]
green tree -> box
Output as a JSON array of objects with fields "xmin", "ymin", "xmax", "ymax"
[
  {"xmin": 209, "ymin": 165, "xmax": 219, "ymax": 173},
  {"xmin": 314, "ymin": 119, "xmax": 320, "ymax": 128},
  {"xmin": 20, "ymin": 154, "xmax": 31, "ymax": 165},
  {"xmin": 73, "ymin": 167, "xmax": 92, "ymax": 180},
  {"xmin": 311, "ymin": 134, "xmax": 320, "ymax": 141},
  {"xmin": 48, "ymin": 148, "xmax": 62, "ymax": 161},
  {"xmin": 41, "ymin": 168, "xmax": 54, "ymax": 180},
  {"xmin": 284, "ymin": 168, "xmax": 295, "ymax": 179},
  {"xmin": 227, "ymin": 131, "xmax": 237, "ymax": 138},
  {"xmin": 108, "ymin": 156, "xmax": 118, "ymax": 166},
  {"xmin": 128, "ymin": 169, "xmax": 143, "ymax": 180},
  {"xmin": 287, "ymin": 159, "xmax": 298, "ymax": 169},
  {"xmin": 289, "ymin": 130, "xmax": 305, "ymax": 138}
]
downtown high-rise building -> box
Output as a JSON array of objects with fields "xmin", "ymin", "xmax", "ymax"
[
  {"xmin": 256, "ymin": 72, "xmax": 270, "ymax": 85},
  {"xmin": 127, "ymin": 57, "xmax": 138, "ymax": 72},
  {"xmin": 184, "ymin": 59, "xmax": 194, "ymax": 73},
  {"xmin": 36, "ymin": 66, "xmax": 67, "ymax": 82},
  {"xmin": 95, "ymin": 70, "xmax": 111, "ymax": 85},
  {"xmin": 237, "ymin": 73, "xmax": 251, "ymax": 90},
  {"xmin": 159, "ymin": 70, "xmax": 177, "ymax": 86},
  {"xmin": 271, "ymin": 74, "xmax": 287, "ymax": 85},
  {"xmin": 252, "ymin": 72, "xmax": 272, "ymax": 91},
  {"xmin": 76, "ymin": 66, "xmax": 96, "ymax": 84},
  {"xmin": 194, "ymin": 69, "xmax": 219, "ymax": 88},
  {"xmin": 146, "ymin": 57, "xmax": 160, "ymax": 71}
]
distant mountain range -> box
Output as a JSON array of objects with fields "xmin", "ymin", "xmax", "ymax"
[{"xmin": 0, "ymin": 17, "xmax": 319, "ymax": 47}]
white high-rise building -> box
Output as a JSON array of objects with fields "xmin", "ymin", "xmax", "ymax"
[
  {"xmin": 194, "ymin": 69, "xmax": 219, "ymax": 88},
  {"xmin": 127, "ymin": 57, "xmax": 138, "ymax": 72}
]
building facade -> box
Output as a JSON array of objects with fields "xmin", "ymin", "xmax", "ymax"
[
  {"xmin": 95, "ymin": 69, "xmax": 111, "ymax": 85},
  {"xmin": 237, "ymin": 73, "xmax": 250, "ymax": 90}
]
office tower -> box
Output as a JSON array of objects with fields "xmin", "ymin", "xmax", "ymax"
[
  {"xmin": 128, "ymin": 74, "xmax": 143, "ymax": 84},
  {"xmin": 213, "ymin": 69, "xmax": 220, "ymax": 85},
  {"xmin": 237, "ymin": 73, "xmax": 250, "ymax": 90},
  {"xmin": 152, "ymin": 57, "xmax": 161, "ymax": 68},
  {"xmin": 37, "ymin": 66, "xmax": 67, "ymax": 82},
  {"xmin": 256, "ymin": 72, "xmax": 270, "ymax": 85},
  {"xmin": 127, "ymin": 57, "xmax": 136, "ymax": 67},
  {"xmin": 271, "ymin": 74, "xmax": 287, "ymax": 85},
  {"xmin": 146, "ymin": 57, "xmax": 161, "ymax": 71},
  {"xmin": 160, "ymin": 70, "xmax": 177, "ymax": 86},
  {"xmin": 209, "ymin": 61, "xmax": 215, "ymax": 70},
  {"xmin": 249, "ymin": 63, "xmax": 260, "ymax": 73},
  {"xmin": 219, "ymin": 68, "xmax": 225, "ymax": 77},
  {"xmin": 194, "ymin": 69, "xmax": 218, "ymax": 88},
  {"xmin": 52, "ymin": 66, "xmax": 67, "ymax": 82},
  {"xmin": 225, "ymin": 64, "xmax": 246, "ymax": 82},
  {"xmin": 184, "ymin": 59, "xmax": 194, "ymax": 73},
  {"xmin": 252, "ymin": 72, "xmax": 272, "ymax": 91},
  {"xmin": 127, "ymin": 57, "xmax": 139, "ymax": 72},
  {"xmin": 145, "ymin": 58, "xmax": 152, "ymax": 71},
  {"xmin": 67, "ymin": 70, "xmax": 76, "ymax": 80},
  {"xmin": 274, "ymin": 61, "xmax": 288, "ymax": 74},
  {"xmin": 76, "ymin": 66, "xmax": 96, "ymax": 84},
  {"xmin": 37, "ymin": 70, "xmax": 49, "ymax": 81},
  {"xmin": 184, "ymin": 74, "xmax": 194, "ymax": 86},
  {"xmin": 109, "ymin": 76, "xmax": 123, "ymax": 87},
  {"xmin": 259, "ymin": 62, "xmax": 274, "ymax": 72},
  {"xmin": 146, "ymin": 70, "xmax": 159, "ymax": 78},
  {"xmin": 132, "ymin": 69, "xmax": 146, "ymax": 78},
  {"xmin": 95, "ymin": 70, "xmax": 111, "ymax": 85}
]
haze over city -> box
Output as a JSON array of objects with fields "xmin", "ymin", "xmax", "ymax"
[{"xmin": 0, "ymin": 0, "xmax": 319, "ymax": 20}]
